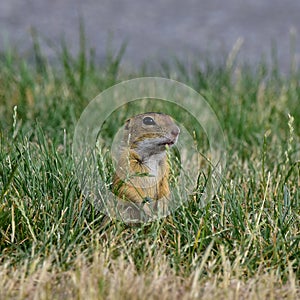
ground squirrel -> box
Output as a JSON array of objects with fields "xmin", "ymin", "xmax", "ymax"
[{"xmin": 112, "ymin": 112, "xmax": 180, "ymax": 220}]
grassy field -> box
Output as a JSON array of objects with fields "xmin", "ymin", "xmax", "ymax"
[{"xmin": 0, "ymin": 33, "xmax": 299, "ymax": 299}]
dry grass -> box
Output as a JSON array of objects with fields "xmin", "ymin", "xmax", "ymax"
[{"xmin": 0, "ymin": 250, "xmax": 298, "ymax": 300}]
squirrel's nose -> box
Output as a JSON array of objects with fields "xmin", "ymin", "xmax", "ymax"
[{"xmin": 171, "ymin": 126, "xmax": 180, "ymax": 137}]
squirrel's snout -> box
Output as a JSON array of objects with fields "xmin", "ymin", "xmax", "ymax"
[{"xmin": 171, "ymin": 126, "xmax": 180, "ymax": 137}]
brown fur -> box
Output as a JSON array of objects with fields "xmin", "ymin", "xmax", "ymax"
[
  {"xmin": 112, "ymin": 112, "xmax": 180, "ymax": 218},
  {"xmin": 113, "ymin": 150, "xmax": 170, "ymax": 202}
]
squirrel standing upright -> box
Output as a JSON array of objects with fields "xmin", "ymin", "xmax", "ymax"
[{"xmin": 112, "ymin": 112, "xmax": 180, "ymax": 220}]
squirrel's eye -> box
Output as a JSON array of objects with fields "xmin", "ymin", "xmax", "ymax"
[{"xmin": 143, "ymin": 116, "xmax": 156, "ymax": 125}]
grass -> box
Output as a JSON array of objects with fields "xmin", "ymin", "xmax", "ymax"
[{"xmin": 0, "ymin": 31, "xmax": 299, "ymax": 299}]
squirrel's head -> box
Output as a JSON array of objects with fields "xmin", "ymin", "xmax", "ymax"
[{"xmin": 122, "ymin": 112, "xmax": 180, "ymax": 156}]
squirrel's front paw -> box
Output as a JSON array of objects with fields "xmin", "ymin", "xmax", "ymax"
[{"xmin": 142, "ymin": 196, "xmax": 152, "ymax": 204}]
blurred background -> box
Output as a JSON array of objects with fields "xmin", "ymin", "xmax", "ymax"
[{"xmin": 0, "ymin": 0, "xmax": 299, "ymax": 72}]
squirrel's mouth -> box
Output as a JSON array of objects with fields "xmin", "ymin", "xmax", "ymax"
[
  {"xmin": 159, "ymin": 137, "xmax": 177, "ymax": 147},
  {"xmin": 165, "ymin": 140, "xmax": 175, "ymax": 146}
]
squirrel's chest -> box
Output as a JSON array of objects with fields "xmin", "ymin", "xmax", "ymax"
[
  {"xmin": 142, "ymin": 154, "xmax": 166, "ymax": 178},
  {"xmin": 113, "ymin": 152, "xmax": 170, "ymax": 202}
]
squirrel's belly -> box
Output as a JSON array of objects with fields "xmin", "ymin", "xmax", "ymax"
[{"xmin": 113, "ymin": 175, "xmax": 168, "ymax": 203}]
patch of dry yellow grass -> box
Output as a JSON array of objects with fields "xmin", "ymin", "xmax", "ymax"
[{"xmin": 1, "ymin": 250, "xmax": 298, "ymax": 300}]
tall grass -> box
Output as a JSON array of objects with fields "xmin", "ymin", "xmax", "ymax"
[{"xmin": 0, "ymin": 31, "xmax": 299, "ymax": 299}]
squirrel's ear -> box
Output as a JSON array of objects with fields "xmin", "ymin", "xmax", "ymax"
[{"xmin": 124, "ymin": 119, "xmax": 131, "ymax": 130}]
